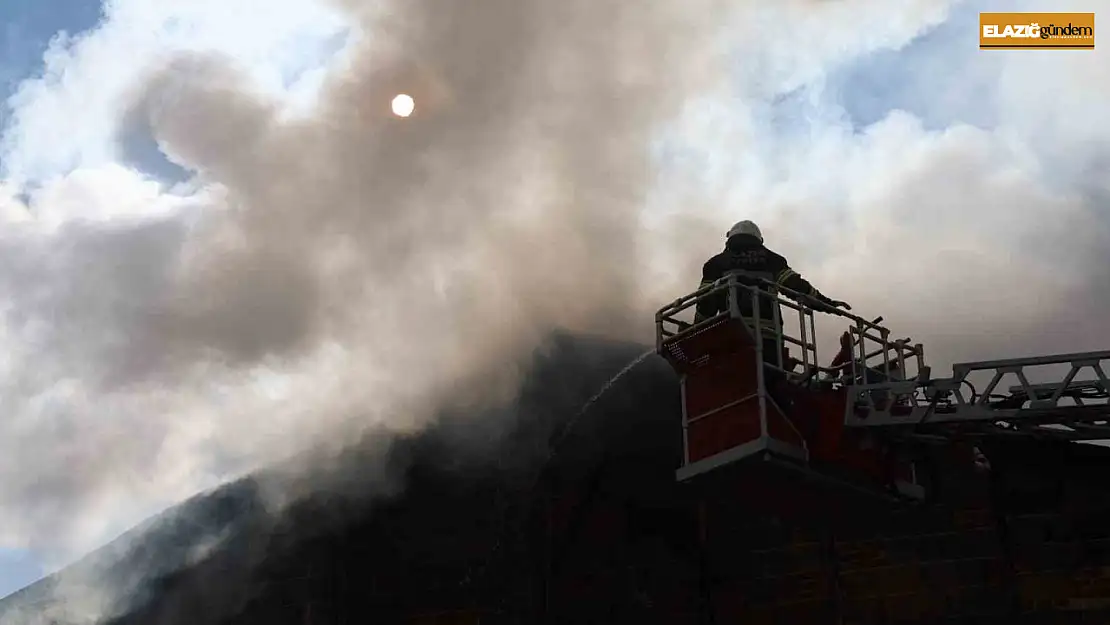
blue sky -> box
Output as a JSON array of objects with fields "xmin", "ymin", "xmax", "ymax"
[
  {"xmin": 0, "ymin": 547, "xmax": 40, "ymax": 601},
  {"xmin": 0, "ymin": 0, "xmax": 101, "ymax": 135}
]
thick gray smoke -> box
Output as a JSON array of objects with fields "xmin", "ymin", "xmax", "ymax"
[
  {"xmin": 0, "ymin": 0, "xmax": 737, "ymax": 579},
  {"xmin": 109, "ymin": 0, "xmax": 733, "ymax": 474}
]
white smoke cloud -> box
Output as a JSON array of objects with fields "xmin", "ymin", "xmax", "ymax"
[
  {"xmin": 1, "ymin": 0, "xmax": 351, "ymax": 186},
  {"xmin": 0, "ymin": 0, "xmax": 1108, "ymax": 608},
  {"xmin": 0, "ymin": 0, "xmax": 359, "ymax": 564},
  {"xmin": 655, "ymin": 0, "xmax": 1110, "ymax": 363}
]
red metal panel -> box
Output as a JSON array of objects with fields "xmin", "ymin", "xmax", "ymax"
[
  {"xmin": 765, "ymin": 405, "xmax": 806, "ymax": 448},
  {"xmin": 795, "ymin": 388, "xmax": 848, "ymax": 463},
  {"xmin": 686, "ymin": 402, "xmax": 762, "ymax": 463},
  {"xmin": 682, "ymin": 346, "xmax": 763, "ymax": 464},
  {"xmin": 661, "ymin": 318, "xmax": 754, "ymax": 375},
  {"xmin": 792, "ymin": 387, "xmax": 922, "ymax": 489},
  {"xmin": 681, "ymin": 350, "xmax": 808, "ymax": 467},
  {"xmin": 683, "ymin": 354, "xmax": 759, "ymax": 419}
]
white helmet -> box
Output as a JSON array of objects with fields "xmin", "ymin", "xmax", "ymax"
[{"xmin": 727, "ymin": 220, "xmax": 762, "ymax": 242}]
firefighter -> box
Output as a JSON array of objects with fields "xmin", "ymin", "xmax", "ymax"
[{"xmin": 694, "ymin": 220, "xmax": 851, "ymax": 409}]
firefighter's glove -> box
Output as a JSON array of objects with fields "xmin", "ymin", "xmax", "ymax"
[
  {"xmin": 809, "ymin": 297, "xmax": 847, "ymax": 313},
  {"xmin": 829, "ymin": 299, "xmax": 852, "ymax": 311}
]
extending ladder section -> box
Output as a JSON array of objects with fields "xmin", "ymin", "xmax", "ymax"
[{"xmin": 847, "ymin": 351, "xmax": 1110, "ymax": 441}]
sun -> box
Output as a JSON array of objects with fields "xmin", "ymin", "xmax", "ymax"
[{"xmin": 391, "ymin": 93, "xmax": 415, "ymax": 118}]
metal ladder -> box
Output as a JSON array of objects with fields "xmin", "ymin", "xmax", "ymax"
[{"xmin": 845, "ymin": 351, "xmax": 1110, "ymax": 442}]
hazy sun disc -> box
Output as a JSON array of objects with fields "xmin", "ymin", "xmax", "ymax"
[{"xmin": 391, "ymin": 94, "xmax": 415, "ymax": 117}]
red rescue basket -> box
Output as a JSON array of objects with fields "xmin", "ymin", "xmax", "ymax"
[{"xmin": 656, "ymin": 273, "xmax": 928, "ymax": 519}]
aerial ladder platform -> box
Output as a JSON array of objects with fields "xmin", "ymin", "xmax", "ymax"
[{"xmin": 655, "ymin": 273, "xmax": 1110, "ymax": 514}]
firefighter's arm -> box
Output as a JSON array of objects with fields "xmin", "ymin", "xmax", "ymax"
[
  {"xmin": 694, "ymin": 262, "xmax": 718, "ymax": 321},
  {"xmin": 775, "ymin": 266, "xmax": 851, "ymax": 311}
]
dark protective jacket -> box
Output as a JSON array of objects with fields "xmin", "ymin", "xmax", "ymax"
[{"xmin": 695, "ymin": 234, "xmax": 835, "ymax": 327}]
